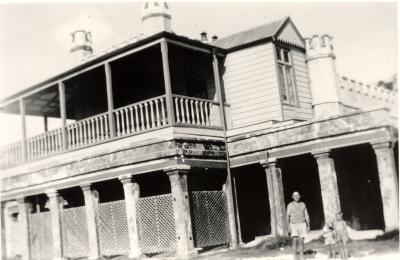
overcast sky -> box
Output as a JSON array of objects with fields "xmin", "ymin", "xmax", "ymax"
[{"xmin": 0, "ymin": 1, "xmax": 397, "ymax": 144}]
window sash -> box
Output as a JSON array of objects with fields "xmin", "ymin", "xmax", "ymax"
[
  {"xmin": 278, "ymin": 65, "xmax": 288, "ymax": 102},
  {"xmin": 285, "ymin": 66, "xmax": 296, "ymax": 104},
  {"xmin": 276, "ymin": 49, "xmax": 297, "ymax": 105}
]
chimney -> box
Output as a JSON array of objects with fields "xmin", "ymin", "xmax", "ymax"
[
  {"xmin": 200, "ymin": 32, "xmax": 208, "ymax": 42},
  {"xmin": 142, "ymin": 2, "xmax": 172, "ymax": 36},
  {"xmin": 305, "ymin": 34, "xmax": 341, "ymax": 119},
  {"xmin": 211, "ymin": 35, "xmax": 218, "ymax": 41},
  {"xmin": 70, "ymin": 30, "xmax": 93, "ymax": 64}
]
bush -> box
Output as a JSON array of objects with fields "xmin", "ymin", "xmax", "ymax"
[
  {"xmin": 372, "ymin": 229, "xmax": 399, "ymax": 241},
  {"xmin": 255, "ymin": 236, "xmax": 292, "ymax": 250}
]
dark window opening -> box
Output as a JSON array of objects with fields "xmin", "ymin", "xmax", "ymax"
[{"xmin": 187, "ymin": 79, "xmax": 208, "ymax": 99}]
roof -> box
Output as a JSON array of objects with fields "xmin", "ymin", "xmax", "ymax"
[
  {"xmin": 0, "ymin": 32, "xmax": 225, "ymax": 106},
  {"xmin": 0, "ymin": 16, "xmax": 303, "ymax": 106},
  {"xmin": 212, "ymin": 17, "xmax": 288, "ymax": 50}
]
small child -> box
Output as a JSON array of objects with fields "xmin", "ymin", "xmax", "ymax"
[
  {"xmin": 322, "ymin": 220, "xmax": 336, "ymax": 258},
  {"xmin": 334, "ymin": 212, "xmax": 349, "ymax": 259}
]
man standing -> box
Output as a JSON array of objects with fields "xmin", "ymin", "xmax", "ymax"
[{"xmin": 286, "ymin": 191, "xmax": 310, "ymax": 260}]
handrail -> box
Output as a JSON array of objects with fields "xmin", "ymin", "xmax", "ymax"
[
  {"xmin": 172, "ymin": 94, "xmax": 220, "ymax": 105},
  {"xmin": 113, "ymin": 95, "xmax": 167, "ymax": 113},
  {"xmin": 66, "ymin": 111, "xmax": 109, "ymax": 127}
]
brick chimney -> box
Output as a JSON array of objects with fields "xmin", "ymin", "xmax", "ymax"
[
  {"xmin": 305, "ymin": 34, "xmax": 341, "ymax": 119},
  {"xmin": 141, "ymin": 2, "xmax": 172, "ymax": 36},
  {"xmin": 70, "ymin": 30, "xmax": 93, "ymax": 64}
]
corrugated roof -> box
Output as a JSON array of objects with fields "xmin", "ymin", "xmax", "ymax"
[{"xmin": 212, "ymin": 17, "xmax": 287, "ymax": 50}]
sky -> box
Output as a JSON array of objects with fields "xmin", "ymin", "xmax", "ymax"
[{"xmin": 0, "ymin": 0, "xmax": 397, "ymax": 145}]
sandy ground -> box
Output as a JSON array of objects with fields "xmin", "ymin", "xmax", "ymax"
[{"xmin": 192, "ymin": 230, "xmax": 399, "ymax": 260}]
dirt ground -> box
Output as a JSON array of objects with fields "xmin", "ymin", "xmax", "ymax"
[
  {"xmin": 4, "ymin": 231, "xmax": 399, "ymax": 260},
  {"xmin": 194, "ymin": 231, "xmax": 399, "ymax": 260}
]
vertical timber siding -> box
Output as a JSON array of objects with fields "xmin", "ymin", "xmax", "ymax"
[
  {"xmin": 222, "ymin": 43, "xmax": 282, "ymax": 129},
  {"xmin": 282, "ymin": 49, "xmax": 313, "ymax": 120}
]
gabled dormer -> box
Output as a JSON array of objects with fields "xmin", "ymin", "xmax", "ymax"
[{"xmin": 213, "ymin": 17, "xmax": 313, "ymax": 135}]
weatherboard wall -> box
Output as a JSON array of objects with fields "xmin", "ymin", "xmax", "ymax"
[{"xmin": 222, "ymin": 43, "xmax": 283, "ymax": 129}]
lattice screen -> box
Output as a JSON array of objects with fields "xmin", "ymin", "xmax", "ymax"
[
  {"xmin": 61, "ymin": 206, "xmax": 89, "ymax": 258},
  {"xmin": 28, "ymin": 212, "xmax": 53, "ymax": 260},
  {"xmin": 191, "ymin": 191, "xmax": 231, "ymax": 248},
  {"xmin": 96, "ymin": 200, "xmax": 129, "ymax": 256},
  {"xmin": 137, "ymin": 194, "xmax": 176, "ymax": 254}
]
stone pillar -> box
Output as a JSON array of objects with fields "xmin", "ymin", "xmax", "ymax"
[
  {"xmin": 313, "ymin": 150, "xmax": 341, "ymax": 223},
  {"xmin": 3, "ymin": 201, "xmax": 17, "ymax": 259},
  {"xmin": 1, "ymin": 202, "xmax": 6, "ymax": 259},
  {"xmin": 372, "ymin": 142, "xmax": 399, "ymax": 231},
  {"xmin": 81, "ymin": 184, "xmax": 101, "ymax": 260},
  {"xmin": 261, "ymin": 161, "xmax": 277, "ymax": 236},
  {"xmin": 119, "ymin": 175, "xmax": 142, "ymax": 259},
  {"xmin": 16, "ymin": 197, "xmax": 31, "ymax": 260},
  {"xmin": 164, "ymin": 165, "xmax": 197, "ymax": 258},
  {"xmin": 46, "ymin": 189, "xmax": 65, "ymax": 260},
  {"xmin": 222, "ymin": 170, "xmax": 238, "ymax": 249},
  {"xmin": 263, "ymin": 159, "xmax": 288, "ymax": 236}
]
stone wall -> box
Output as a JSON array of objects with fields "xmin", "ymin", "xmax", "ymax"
[{"xmin": 338, "ymin": 76, "xmax": 397, "ymax": 115}]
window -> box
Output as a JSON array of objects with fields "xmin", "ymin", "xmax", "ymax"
[{"xmin": 276, "ymin": 47, "xmax": 297, "ymax": 105}]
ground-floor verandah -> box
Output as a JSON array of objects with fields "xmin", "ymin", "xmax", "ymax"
[
  {"xmin": 229, "ymin": 125, "xmax": 399, "ymax": 243},
  {"xmin": 1, "ymin": 159, "xmax": 238, "ymax": 260}
]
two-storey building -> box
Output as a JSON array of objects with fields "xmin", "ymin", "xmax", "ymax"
[{"xmin": 1, "ymin": 2, "xmax": 398, "ymax": 260}]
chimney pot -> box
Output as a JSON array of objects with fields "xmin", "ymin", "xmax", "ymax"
[
  {"xmin": 200, "ymin": 32, "xmax": 208, "ymax": 42},
  {"xmin": 141, "ymin": 1, "xmax": 172, "ymax": 36},
  {"xmin": 212, "ymin": 35, "xmax": 218, "ymax": 41},
  {"xmin": 70, "ymin": 30, "xmax": 93, "ymax": 64}
]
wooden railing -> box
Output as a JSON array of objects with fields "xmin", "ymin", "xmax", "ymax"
[
  {"xmin": 172, "ymin": 95, "xmax": 221, "ymax": 127},
  {"xmin": 0, "ymin": 142, "xmax": 23, "ymax": 169},
  {"xmin": 27, "ymin": 128, "xmax": 63, "ymax": 160},
  {"xmin": 114, "ymin": 95, "xmax": 168, "ymax": 137},
  {"xmin": 0, "ymin": 94, "xmax": 224, "ymax": 169},
  {"xmin": 66, "ymin": 112, "xmax": 110, "ymax": 149}
]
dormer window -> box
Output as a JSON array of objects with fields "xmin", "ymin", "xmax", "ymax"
[{"xmin": 276, "ymin": 47, "xmax": 297, "ymax": 105}]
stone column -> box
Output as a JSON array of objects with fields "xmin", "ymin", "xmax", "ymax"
[
  {"xmin": 222, "ymin": 170, "xmax": 238, "ymax": 249},
  {"xmin": 1, "ymin": 202, "xmax": 6, "ymax": 259},
  {"xmin": 372, "ymin": 142, "xmax": 399, "ymax": 231},
  {"xmin": 3, "ymin": 201, "xmax": 18, "ymax": 259},
  {"xmin": 119, "ymin": 175, "xmax": 141, "ymax": 259},
  {"xmin": 16, "ymin": 197, "xmax": 31, "ymax": 260},
  {"xmin": 81, "ymin": 184, "xmax": 101, "ymax": 260},
  {"xmin": 261, "ymin": 160, "xmax": 277, "ymax": 236},
  {"xmin": 164, "ymin": 165, "xmax": 197, "ymax": 258},
  {"xmin": 264, "ymin": 159, "xmax": 288, "ymax": 236},
  {"xmin": 46, "ymin": 189, "xmax": 65, "ymax": 260},
  {"xmin": 313, "ymin": 150, "xmax": 341, "ymax": 223}
]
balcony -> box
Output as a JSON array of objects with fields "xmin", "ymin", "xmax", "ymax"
[
  {"xmin": 0, "ymin": 94, "xmax": 223, "ymax": 169},
  {"xmin": 0, "ymin": 34, "xmax": 228, "ymax": 170}
]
